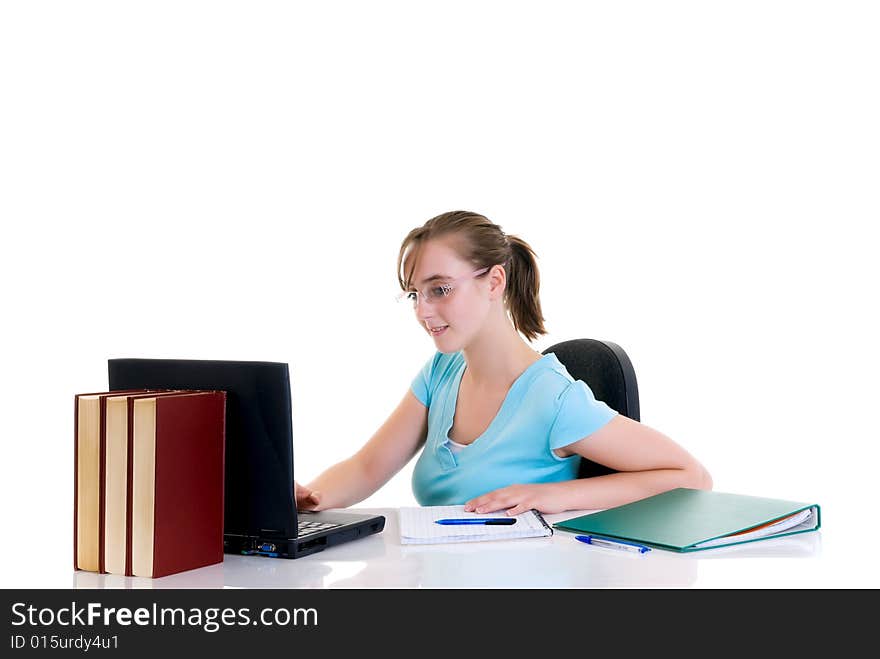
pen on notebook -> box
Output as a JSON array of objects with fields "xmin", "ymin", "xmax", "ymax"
[
  {"xmin": 575, "ymin": 535, "xmax": 651, "ymax": 553},
  {"xmin": 435, "ymin": 518, "xmax": 518, "ymax": 525}
]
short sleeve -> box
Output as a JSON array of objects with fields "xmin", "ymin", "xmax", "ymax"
[
  {"xmin": 410, "ymin": 353, "xmax": 439, "ymax": 407},
  {"xmin": 548, "ymin": 380, "xmax": 619, "ymax": 451}
]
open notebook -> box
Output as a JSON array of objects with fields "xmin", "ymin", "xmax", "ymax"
[{"xmin": 399, "ymin": 506, "xmax": 553, "ymax": 545}]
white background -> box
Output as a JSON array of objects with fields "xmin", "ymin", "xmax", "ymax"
[{"xmin": 1, "ymin": 1, "xmax": 877, "ymax": 588}]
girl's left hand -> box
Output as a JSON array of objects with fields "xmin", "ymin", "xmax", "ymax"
[{"xmin": 464, "ymin": 483, "xmax": 567, "ymax": 516}]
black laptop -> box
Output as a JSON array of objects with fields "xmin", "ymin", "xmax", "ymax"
[{"xmin": 108, "ymin": 358, "xmax": 385, "ymax": 559}]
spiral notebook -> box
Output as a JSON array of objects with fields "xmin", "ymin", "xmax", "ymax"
[{"xmin": 399, "ymin": 505, "xmax": 553, "ymax": 545}]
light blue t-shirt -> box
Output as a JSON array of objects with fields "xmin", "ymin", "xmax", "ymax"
[{"xmin": 410, "ymin": 351, "xmax": 618, "ymax": 506}]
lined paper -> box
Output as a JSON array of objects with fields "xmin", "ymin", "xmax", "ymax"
[{"xmin": 399, "ymin": 505, "xmax": 553, "ymax": 545}]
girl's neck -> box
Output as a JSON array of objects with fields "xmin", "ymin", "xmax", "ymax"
[{"xmin": 461, "ymin": 324, "xmax": 542, "ymax": 389}]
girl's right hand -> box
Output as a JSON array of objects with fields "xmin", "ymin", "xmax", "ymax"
[{"xmin": 294, "ymin": 481, "xmax": 322, "ymax": 511}]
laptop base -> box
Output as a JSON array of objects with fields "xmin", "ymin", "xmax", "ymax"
[{"xmin": 224, "ymin": 511, "xmax": 386, "ymax": 559}]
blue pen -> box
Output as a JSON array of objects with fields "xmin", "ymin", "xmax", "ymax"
[
  {"xmin": 435, "ymin": 518, "xmax": 517, "ymax": 525},
  {"xmin": 575, "ymin": 535, "xmax": 651, "ymax": 553}
]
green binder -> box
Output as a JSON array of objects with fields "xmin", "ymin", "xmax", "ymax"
[{"xmin": 553, "ymin": 488, "xmax": 821, "ymax": 552}]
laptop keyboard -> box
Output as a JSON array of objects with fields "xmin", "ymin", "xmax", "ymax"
[{"xmin": 297, "ymin": 519, "xmax": 341, "ymax": 537}]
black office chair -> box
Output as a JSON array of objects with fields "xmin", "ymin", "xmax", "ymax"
[{"xmin": 542, "ymin": 338, "xmax": 640, "ymax": 479}]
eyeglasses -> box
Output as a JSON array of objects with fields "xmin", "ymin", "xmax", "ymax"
[{"xmin": 396, "ymin": 266, "xmax": 491, "ymax": 308}]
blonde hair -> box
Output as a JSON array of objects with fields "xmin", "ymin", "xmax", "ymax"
[{"xmin": 397, "ymin": 210, "xmax": 547, "ymax": 342}]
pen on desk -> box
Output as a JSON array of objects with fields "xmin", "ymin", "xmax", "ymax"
[
  {"xmin": 575, "ymin": 535, "xmax": 651, "ymax": 554},
  {"xmin": 435, "ymin": 518, "xmax": 518, "ymax": 525}
]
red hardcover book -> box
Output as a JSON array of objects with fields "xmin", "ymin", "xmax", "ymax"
[
  {"xmin": 129, "ymin": 390, "xmax": 226, "ymax": 578},
  {"xmin": 74, "ymin": 389, "xmax": 151, "ymax": 573}
]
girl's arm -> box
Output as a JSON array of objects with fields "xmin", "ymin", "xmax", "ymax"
[
  {"xmin": 465, "ymin": 415, "xmax": 712, "ymax": 515},
  {"xmin": 295, "ymin": 390, "xmax": 428, "ymax": 510},
  {"xmin": 555, "ymin": 414, "xmax": 713, "ymax": 507}
]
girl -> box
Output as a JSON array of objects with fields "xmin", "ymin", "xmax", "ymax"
[{"xmin": 295, "ymin": 210, "xmax": 711, "ymax": 515}]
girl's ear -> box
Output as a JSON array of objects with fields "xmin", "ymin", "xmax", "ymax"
[{"xmin": 488, "ymin": 264, "xmax": 507, "ymax": 301}]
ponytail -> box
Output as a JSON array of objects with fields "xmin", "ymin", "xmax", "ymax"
[{"xmin": 504, "ymin": 235, "xmax": 547, "ymax": 342}]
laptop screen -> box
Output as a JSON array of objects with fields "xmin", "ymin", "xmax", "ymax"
[{"xmin": 108, "ymin": 358, "xmax": 298, "ymax": 539}]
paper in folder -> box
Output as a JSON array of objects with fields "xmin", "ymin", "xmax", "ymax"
[{"xmin": 553, "ymin": 488, "xmax": 821, "ymax": 552}]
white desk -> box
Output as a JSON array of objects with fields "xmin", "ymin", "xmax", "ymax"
[{"xmin": 69, "ymin": 507, "xmax": 849, "ymax": 589}]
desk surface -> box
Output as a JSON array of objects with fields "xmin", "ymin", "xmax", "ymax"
[{"xmin": 72, "ymin": 507, "xmax": 842, "ymax": 589}]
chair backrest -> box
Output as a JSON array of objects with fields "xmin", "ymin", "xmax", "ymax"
[{"xmin": 541, "ymin": 338, "xmax": 640, "ymax": 478}]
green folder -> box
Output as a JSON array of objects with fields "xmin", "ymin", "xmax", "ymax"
[{"xmin": 553, "ymin": 488, "xmax": 821, "ymax": 552}]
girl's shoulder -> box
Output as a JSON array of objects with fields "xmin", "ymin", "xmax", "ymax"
[{"xmin": 528, "ymin": 353, "xmax": 582, "ymax": 402}]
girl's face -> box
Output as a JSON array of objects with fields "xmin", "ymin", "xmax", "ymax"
[{"xmin": 403, "ymin": 239, "xmax": 493, "ymax": 353}]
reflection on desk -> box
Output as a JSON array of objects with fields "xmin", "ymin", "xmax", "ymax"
[
  {"xmin": 695, "ymin": 529, "xmax": 821, "ymax": 560},
  {"xmin": 73, "ymin": 563, "xmax": 227, "ymax": 589},
  {"xmin": 72, "ymin": 507, "xmax": 822, "ymax": 589}
]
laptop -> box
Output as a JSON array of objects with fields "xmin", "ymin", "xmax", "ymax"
[{"xmin": 108, "ymin": 358, "xmax": 385, "ymax": 559}]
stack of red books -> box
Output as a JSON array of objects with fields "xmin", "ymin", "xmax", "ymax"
[{"xmin": 73, "ymin": 389, "xmax": 226, "ymax": 578}]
